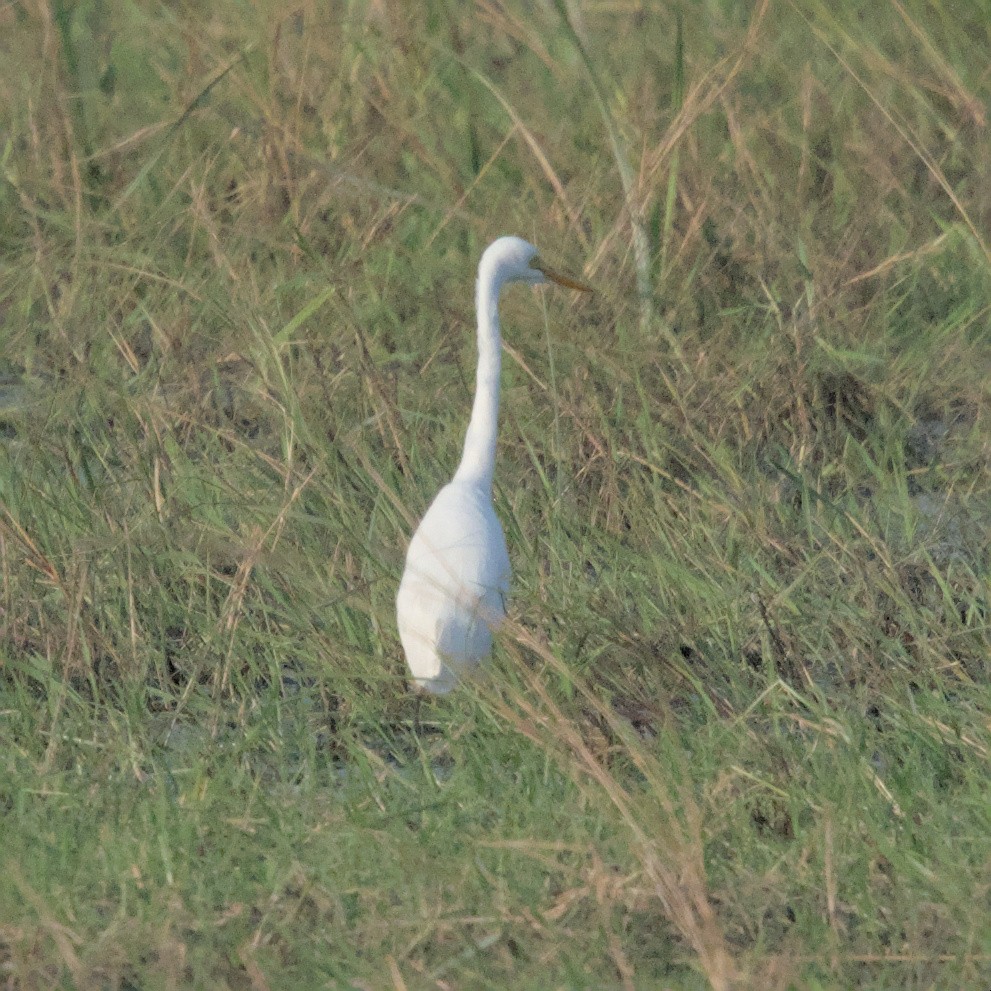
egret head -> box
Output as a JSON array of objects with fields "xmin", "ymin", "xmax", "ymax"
[{"xmin": 480, "ymin": 236, "xmax": 593, "ymax": 292}]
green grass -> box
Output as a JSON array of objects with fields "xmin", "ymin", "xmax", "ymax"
[{"xmin": 1, "ymin": 1, "xmax": 990, "ymax": 988}]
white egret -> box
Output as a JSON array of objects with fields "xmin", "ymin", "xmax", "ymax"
[{"xmin": 396, "ymin": 236, "xmax": 592, "ymax": 693}]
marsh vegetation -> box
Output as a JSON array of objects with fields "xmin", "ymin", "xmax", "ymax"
[{"xmin": 1, "ymin": 2, "xmax": 989, "ymax": 988}]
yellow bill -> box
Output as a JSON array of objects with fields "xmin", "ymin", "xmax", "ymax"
[{"xmin": 531, "ymin": 258, "xmax": 594, "ymax": 293}]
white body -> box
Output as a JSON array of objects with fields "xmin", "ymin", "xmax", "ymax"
[
  {"xmin": 396, "ymin": 481, "xmax": 510, "ymax": 693},
  {"xmin": 397, "ymin": 236, "xmax": 576, "ymax": 693}
]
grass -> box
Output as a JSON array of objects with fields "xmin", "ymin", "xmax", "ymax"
[{"xmin": 1, "ymin": 1, "xmax": 990, "ymax": 988}]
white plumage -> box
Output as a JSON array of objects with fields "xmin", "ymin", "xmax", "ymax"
[{"xmin": 396, "ymin": 236, "xmax": 591, "ymax": 693}]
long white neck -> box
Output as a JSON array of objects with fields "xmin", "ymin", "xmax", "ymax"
[{"xmin": 453, "ymin": 258, "xmax": 505, "ymax": 489}]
